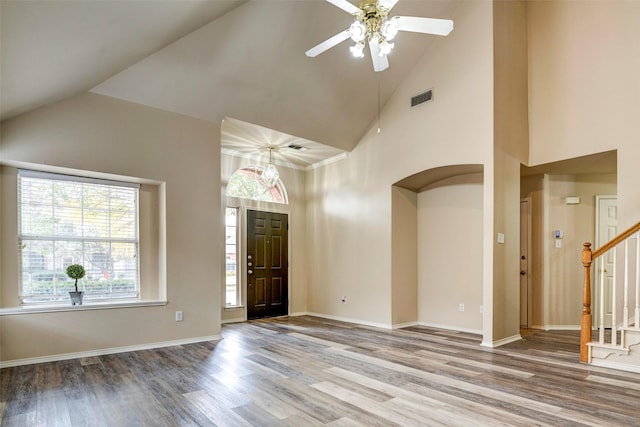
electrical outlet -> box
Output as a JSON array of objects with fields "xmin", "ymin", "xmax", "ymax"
[
  {"xmin": 459, "ymin": 304, "xmax": 465, "ymax": 312},
  {"xmin": 175, "ymin": 311, "xmax": 183, "ymax": 322},
  {"xmin": 341, "ymin": 296, "xmax": 347, "ymax": 304}
]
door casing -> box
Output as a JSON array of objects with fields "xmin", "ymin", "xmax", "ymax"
[{"xmin": 246, "ymin": 209, "xmax": 289, "ymax": 320}]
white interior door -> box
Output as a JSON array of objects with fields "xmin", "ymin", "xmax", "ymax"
[
  {"xmin": 596, "ymin": 195, "xmax": 617, "ymax": 328},
  {"xmin": 520, "ymin": 199, "xmax": 531, "ymax": 328}
]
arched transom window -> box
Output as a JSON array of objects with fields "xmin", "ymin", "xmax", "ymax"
[{"xmin": 226, "ymin": 166, "xmax": 287, "ymax": 204}]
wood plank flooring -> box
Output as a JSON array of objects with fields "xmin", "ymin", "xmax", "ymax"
[{"xmin": 2, "ymin": 316, "xmax": 640, "ymax": 426}]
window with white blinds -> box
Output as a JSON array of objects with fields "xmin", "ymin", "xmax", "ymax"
[{"xmin": 18, "ymin": 170, "xmax": 140, "ymax": 304}]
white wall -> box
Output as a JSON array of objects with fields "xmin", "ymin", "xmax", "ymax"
[
  {"xmin": 417, "ymin": 174, "xmax": 484, "ymax": 333},
  {"xmin": 306, "ymin": 0, "xmax": 494, "ymax": 328},
  {"xmin": 0, "ymin": 93, "xmax": 221, "ymax": 363}
]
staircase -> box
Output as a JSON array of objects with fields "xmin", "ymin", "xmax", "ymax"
[{"xmin": 581, "ymin": 221, "xmax": 640, "ymax": 373}]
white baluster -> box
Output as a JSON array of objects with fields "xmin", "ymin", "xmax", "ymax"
[
  {"xmin": 636, "ymin": 233, "xmax": 640, "ymax": 328},
  {"xmin": 622, "ymin": 240, "xmax": 629, "ymax": 348},
  {"xmin": 612, "ymin": 247, "xmax": 617, "ymax": 347},
  {"xmin": 599, "ymin": 256, "xmax": 605, "ymax": 344},
  {"xmin": 624, "ymin": 239, "xmax": 629, "ymax": 329}
]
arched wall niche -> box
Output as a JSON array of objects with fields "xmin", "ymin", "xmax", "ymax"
[{"xmin": 391, "ymin": 164, "xmax": 484, "ymax": 333}]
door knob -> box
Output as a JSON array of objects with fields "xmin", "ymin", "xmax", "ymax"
[
  {"xmin": 248, "ymin": 269, "xmax": 253, "ymax": 275},
  {"xmin": 248, "ymin": 255, "xmax": 253, "ymax": 260},
  {"xmin": 520, "ymin": 270, "xmax": 526, "ymax": 275},
  {"xmin": 521, "ymin": 255, "xmax": 526, "ymax": 260}
]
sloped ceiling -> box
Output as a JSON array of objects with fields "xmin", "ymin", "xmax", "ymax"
[
  {"xmin": 1, "ymin": 0, "xmax": 459, "ymax": 154},
  {"xmin": 0, "ymin": 0, "xmax": 247, "ymax": 120}
]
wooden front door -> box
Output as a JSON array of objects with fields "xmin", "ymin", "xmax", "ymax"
[{"xmin": 247, "ymin": 210, "xmax": 288, "ymax": 319}]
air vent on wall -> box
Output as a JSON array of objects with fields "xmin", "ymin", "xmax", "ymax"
[
  {"xmin": 287, "ymin": 144, "xmax": 309, "ymax": 151},
  {"xmin": 411, "ymin": 89, "xmax": 433, "ymax": 107}
]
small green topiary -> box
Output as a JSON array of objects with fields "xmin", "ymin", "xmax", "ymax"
[{"xmin": 66, "ymin": 264, "xmax": 85, "ymax": 292}]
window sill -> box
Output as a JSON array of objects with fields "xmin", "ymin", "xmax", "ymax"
[
  {"xmin": 224, "ymin": 305, "xmax": 245, "ymax": 310},
  {"xmin": 0, "ymin": 300, "xmax": 168, "ymax": 316}
]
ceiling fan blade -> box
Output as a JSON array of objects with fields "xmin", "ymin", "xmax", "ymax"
[
  {"xmin": 368, "ymin": 38, "xmax": 389, "ymax": 72},
  {"xmin": 379, "ymin": 0, "xmax": 400, "ymax": 11},
  {"xmin": 326, "ymin": 0, "xmax": 360, "ymax": 15},
  {"xmin": 305, "ymin": 30, "xmax": 350, "ymax": 57},
  {"xmin": 396, "ymin": 16, "xmax": 454, "ymax": 36}
]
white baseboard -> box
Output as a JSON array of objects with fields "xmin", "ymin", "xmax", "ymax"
[
  {"xmin": 544, "ymin": 325, "xmax": 581, "ymax": 331},
  {"xmin": 289, "ymin": 311, "xmax": 310, "ymax": 317},
  {"xmin": 0, "ymin": 334, "xmax": 222, "ymax": 368},
  {"xmin": 482, "ymin": 334, "xmax": 522, "ymax": 348},
  {"xmin": 221, "ymin": 317, "xmax": 246, "ymax": 324},
  {"xmin": 303, "ymin": 312, "xmax": 392, "ymax": 330},
  {"xmin": 417, "ymin": 321, "xmax": 482, "ymax": 335},
  {"xmin": 392, "ymin": 321, "xmax": 418, "ymax": 329}
]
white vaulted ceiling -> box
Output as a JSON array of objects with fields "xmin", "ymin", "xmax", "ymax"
[{"xmin": 1, "ymin": 0, "xmax": 459, "ymax": 155}]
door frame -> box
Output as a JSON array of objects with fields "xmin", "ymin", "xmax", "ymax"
[
  {"xmin": 594, "ymin": 195, "xmax": 617, "ymax": 328},
  {"xmin": 520, "ymin": 197, "xmax": 532, "ymax": 328},
  {"xmin": 241, "ymin": 206, "xmax": 291, "ymax": 320}
]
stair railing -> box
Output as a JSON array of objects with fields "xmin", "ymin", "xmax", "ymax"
[{"xmin": 581, "ymin": 221, "xmax": 640, "ymax": 362}]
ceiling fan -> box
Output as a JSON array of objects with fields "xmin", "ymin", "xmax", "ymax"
[{"xmin": 306, "ymin": 0, "xmax": 454, "ymax": 72}]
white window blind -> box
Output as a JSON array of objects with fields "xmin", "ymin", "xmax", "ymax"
[{"xmin": 18, "ymin": 170, "xmax": 140, "ymax": 304}]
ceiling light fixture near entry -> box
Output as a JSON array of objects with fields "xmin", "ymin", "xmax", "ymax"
[{"xmin": 262, "ymin": 147, "xmax": 280, "ymax": 188}]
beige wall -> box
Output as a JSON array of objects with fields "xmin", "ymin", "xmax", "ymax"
[
  {"xmin": 220, "ymin": 151, "xmax": 308, "ymax": 323},
  {"xmin": 391, "ymin": 186, "xmax": 417, "ymax": 327},
  {"xmin": 491, "ymin": 0, "xmax": 529, "ymax": 342},
  {"xmin": 307, "ymin": 0, "xmax": 494, "ymax": 328},
  {"xmin": 522, "ymin": 173, "xmax": 617, "ymax": 329},
  {"xmin": 547, "ymin": 174, "xmax": 617, "ymax": 328},
  {"xmin": 528, "ymin": 1, "xmax": 640, "ymax": 230},
  {"xmin": 417, "ymin": 174, "xmax": 483, "ymax": 333},
  {"xmin": 0, "ymin": 93, "xmax": 221, "ymax": 362}
]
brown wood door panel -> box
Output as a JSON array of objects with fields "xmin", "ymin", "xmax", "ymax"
[{"xmin": 247, "ymin": 210, "xmax": 288, "ymax": 319}]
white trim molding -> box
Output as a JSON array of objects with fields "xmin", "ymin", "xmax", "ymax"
[
  {"xmin": 482, "ymin": 334, "xmax": 522, "ymax": 348},
  {"xmin": 221, "ymin": 317, "xmax": 246, "ymax": 324},
  {"xmin": 0, "ymin": 335, "xmax": 222, "ymax": 368},
  {"xmin": 296, "ymin": 312, "xmax": 392, "ymax": 330},
  {"xmin": 0, "ymin": 300, "xmax": 168, "ymax": 316},
  {"xmin": 417, "ymin": 322, "xmax": 482, "ymax": 335},
  {"xmin": 392, "ymin": 321, "xmax": 419, "ymax": 330},
  {"xmin": 544, "ymin": 325, "xmax": 581, "ymax": 331}
]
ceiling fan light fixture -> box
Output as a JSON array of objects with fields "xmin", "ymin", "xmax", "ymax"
[
  {"xmin": 350, "ymin": 41, "xmax": 365, "ymax": 58},
  {"xmin": 306, "ymin": 0, "xmax": 454, "ymax": 72},
  {"xmin": 379, "ymin": 39, "xmax": 394, "ymax": 56},
  {"xmin": 349, "ymin": 21, "xmax": 366, "ymax": 42},
  {"xmin": 381, "ymin": 17, "xmax": 399, "ymax": 41}
]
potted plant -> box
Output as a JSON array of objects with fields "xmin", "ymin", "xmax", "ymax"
[{"xmin": 66, "ymin": 264, "xmax": 86, "ymax": 305}]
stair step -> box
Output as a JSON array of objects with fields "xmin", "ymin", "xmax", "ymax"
[{"xmin": 588, "ymin": 342, "xmax": 629, "ymax": 360}]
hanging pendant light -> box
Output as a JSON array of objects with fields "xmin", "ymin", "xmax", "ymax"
[{"xmin": 261, "ymin": 147, "xmax": 280, "ymax": 188}]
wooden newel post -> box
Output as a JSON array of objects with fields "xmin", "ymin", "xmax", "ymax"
[{"xmin": 580, "ymin": 242, "xmax": 593, "ymax": 363}]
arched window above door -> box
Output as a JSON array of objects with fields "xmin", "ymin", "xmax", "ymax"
[{"xmin": 226, "ymin": 166, "xmax": 288, "ymax": 204}]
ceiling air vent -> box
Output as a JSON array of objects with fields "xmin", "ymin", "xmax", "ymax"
[
  {"xmin": 287, "ymin": 144, "xmax": 309, "ymax": 152},
  {"xmin": 411, "ymin": 89, "xmax": 433, "ymax": 107}
]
